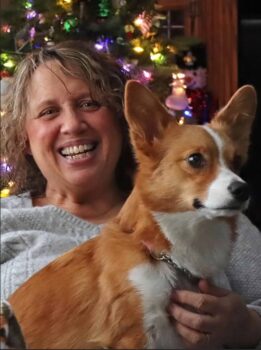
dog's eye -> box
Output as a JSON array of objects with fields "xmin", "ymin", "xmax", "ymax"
[{"xmin": 187, "ymin": 153, "xmax": 206, "ymax": 168}]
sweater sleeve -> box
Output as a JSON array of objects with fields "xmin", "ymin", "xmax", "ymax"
[
  {"xmin": 0, "ymin": 209, "xmax": 29, "ymax": 264},
  {"xmin": 226, "ymin": 214, "xmax": 261, "ymax": 316},
  {"xmin": 1, "ymin": 201, "xmax": 101, "ymax": 300}
]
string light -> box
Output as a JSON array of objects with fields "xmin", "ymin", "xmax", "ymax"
[
  {"xmin": 0, "ymin": 188, "xmax": 11, "ymax": 198},
  {"xmin": 133, "ymin": 46, "xmax": 144, "ymax": 53},
  {"xmin": 24, "ymin": 1, "xmax": 33, "ymax": 9},
  {"xmin": 133, "ymin": 17, "xmax": 143, "ymax": 27},
  {"xmin": 1, "ymin": 24, "xmax": 11, "ymax": 33},
  {"xmin": 26, "ymin": 10, "xmax": 37, "ymax": 19},
  {"xmin": 3, "ymin": 59, "xmax": 15, "ymax": 68}
]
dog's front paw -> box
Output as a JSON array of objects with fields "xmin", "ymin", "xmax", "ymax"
[{"xmin": 0, "ymin": 301, "xmax": 26, "ymax": 349}]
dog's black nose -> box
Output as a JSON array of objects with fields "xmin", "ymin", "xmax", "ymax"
[{"xmin": 228, "ymin": 181, "xmax": 250, "ymax": 202}]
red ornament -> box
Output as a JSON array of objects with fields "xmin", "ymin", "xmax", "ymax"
[
  {"xmin": 186, "ymin": 88, "xmax": 212, "ymax": 124},
  {"xmin": 0, "ymin": 70, "xmax": 11, "ymax": 79}
]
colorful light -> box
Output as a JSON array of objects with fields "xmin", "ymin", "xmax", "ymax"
[
  {"xmin": 183, "ymin": 51, "xmax": 196, "ymax": 67},
  {"xmin": 29, "ymin": 26, "xmax": 36, "ymax": 39},
  {"xmin": 0, "ymin": 160, "xmax": 12, "ymax": 173},
  {"xmin": 3, "ymin": 59, "xmax": 15, "ymax": 68},
  {"xmin": 24, "ymin": 1, "xmax": 33, "ymax": 9},
  {"xmin": 0, "ymin": 52, "xmax": 9, "ymax": 61},
  {"xmin": 133, "ymin": 46, "xmax": 144, "ymax": 53},
  {"xmin": 0, "ymin": 188, "xmax": 11, "ymax": 198},
  {"xmin": 178, "ymin": 117, "xmax": 185, "ymax": 125},
  {"xmin": 58, "ymin": 0, "xmax": 72, "ymax": 11},
  {"xmin": 94, "ymin": 37, "xmax": 113, "ymax": 52},
  {"xmin": 124, "ymin": 24, "xmax": 135, "ymax": 33},
  {"xmin": 1, "ymin": 24, "xmax": 11, "ymax": 33},
  {"xmin": 133, "ymin": 16, "xmax": 143, "ymax": 27},
  {"xmin": 26, "ymin": 10, "xmax": 37, "ymax": 19},
  {"xmin": 63, "ymin": 17, "xmax": 77, "ymax": 32},
  {"xmin": 98, "ymin": 0, "xmax": 110, "ymax": 17},
  {"xmin": 150, "ymin": 52, "xmax": 165, "ymax": 64},
  {"xmin": 142, "ymin": 70, "xmax": 152, "ymax": 80}
]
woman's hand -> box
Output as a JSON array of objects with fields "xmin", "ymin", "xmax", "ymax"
[{"xmin": 169, "ymin": 279, "xmax": 261, "ymax": 349}]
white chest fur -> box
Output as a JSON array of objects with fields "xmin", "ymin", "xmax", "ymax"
[
  {"xmin": 128, "ymin": 211, "xmax": 234, "ymax": 348},
  {"xmin": 154, "ymin": 211, "xmax": 233, "ymax": 278},
  {"xmin": 129, "ymin": 262, "xmax": 184, "ymax": 349}
]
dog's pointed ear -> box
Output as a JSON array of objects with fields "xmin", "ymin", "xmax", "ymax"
[
  {"xmin": 210, "ymin": 85, "xmax": 257, "ymax": 161},
  {"xmin": 124, "ymin": 80, "xmax": 172, "ymax": 152}
]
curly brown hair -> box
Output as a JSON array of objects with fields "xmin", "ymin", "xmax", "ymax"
[{"xmin": 1, "ymin": 40, "xmax": 136, "ymax": 197}]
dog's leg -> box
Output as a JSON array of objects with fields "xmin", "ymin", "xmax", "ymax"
[{"xmin": 0, "ymin": 301, "xmax": 26, "ymax": 349}]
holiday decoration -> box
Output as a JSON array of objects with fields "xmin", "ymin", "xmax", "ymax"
[
  {"xmin": 165, "ymin": 72, "xmax": 188, "ymax": 111},
  {"xmin": 134, "ymin": 11, "xmax": 154, "ymax": 38},
  {"xmin": 165, "ymin": 72, "xmax": 195, "ymax": 124}
]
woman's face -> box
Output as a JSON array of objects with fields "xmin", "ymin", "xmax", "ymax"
[{"xmin": 25, "ymin": 61, "xmax": 123, "ymax": 197}]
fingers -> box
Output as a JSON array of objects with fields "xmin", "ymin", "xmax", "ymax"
[
  {"xmin": 169, "ymin": 303, "xmax": 214, "ymax": 333},
  {"xmin": 198, "ymin": 279, "xmax": 230, "ymax": 297},
  {"xmin": 171, "ymin": 289, "xmax": 218, "ymax": 315},
  {"xmin": 174, "ymin": 321, "xmax": 211, "ymax": 349}
]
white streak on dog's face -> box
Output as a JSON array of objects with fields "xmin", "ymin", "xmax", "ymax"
[{"xmin": 198, "ymin": 125, "xmax": 249, "ymax": 216}]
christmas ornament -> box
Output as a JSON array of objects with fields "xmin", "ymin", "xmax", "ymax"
[
  {"xmin": 134, "ymin": 11, "xmax": 153, "ymax": 38},
  {"xmin": 98, "ymin": 0, "xmax": 111, "ymax": 18},
  {"xmin": 183, "ymin": 51, "xmax": 196, "ymax": 67},
  {"xmin": 1, "ymin": 24, "xmax": 11, "ymax": 33},
  {"xmin": 183, "ymin": 67, "xmax": 207, "ymax": 89},
  {"xmin": 165, "ymin": 72, "xmax": 189, "ymax": 111},
  {"xmin": 58, "ymin": 0, "xmax": 72, "ymax": 11},
  {"xmin": 186, "ymin": 88, "xmax": 210, "ymax": 124},
  {"xmin": 63, "ymin": 15, "xmax": 78, "ymax": 32}
]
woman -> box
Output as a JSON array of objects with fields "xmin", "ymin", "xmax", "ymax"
[{"xmin": 1, "ymin": 41, "xmax": 260, "ymax": 348}]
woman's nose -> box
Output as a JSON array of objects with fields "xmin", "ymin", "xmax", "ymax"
[{"xmin": 60, "ymin": 108, "xmax": 87, "ymax": 134}]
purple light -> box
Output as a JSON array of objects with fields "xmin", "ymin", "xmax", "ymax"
[
  {"xmin": 26, "ymin": 10, "xmax": 37, "ymax": 20},
  {"xmin": 184, "ymin": 109, "xmax": 192, "ymax": 117},
  {"xmin": 94, "ymin": 43, "xmax": 104, "ymax": 51},
  {"xmin": 29, "ymin": 27, "xmax": 36, "ymax": 39},
  {"xmin": 94, "ymin": 37, "xmax": 113, "ymax": 53},
  {"xmin": 0, "ymin": 161, "xmax": 11, "ymax": 173}
]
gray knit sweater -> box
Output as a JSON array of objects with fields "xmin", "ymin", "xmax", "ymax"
[{"xmin": 1, "ymin": 193, "xmax": 261, "ymax": 318}]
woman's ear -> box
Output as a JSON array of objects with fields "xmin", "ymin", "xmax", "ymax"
[{"xmin": 25, "ymin": 139, "xmax": 32, "ymax": 155}]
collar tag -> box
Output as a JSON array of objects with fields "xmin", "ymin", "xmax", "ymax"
[{"xmin": 149, "ymin": 250, "xmax": 199, "ymax": 283}]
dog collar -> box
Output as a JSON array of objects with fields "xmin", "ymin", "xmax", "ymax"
[{"xmin": 149, "ymin": 250, "xmax": 200, "ymax": 284}]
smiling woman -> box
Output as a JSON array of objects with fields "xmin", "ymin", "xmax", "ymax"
[
  {"xmin": 1, "ymin": 41, "xmax": 136, "ymax": 214},
  {"xmin": 25, "ymin": 61, "xmax": 124, "ymax": 206}
]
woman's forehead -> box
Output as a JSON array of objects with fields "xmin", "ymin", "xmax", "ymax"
[{"xmin": 26, "ymin": 64, "xmax": 92, "ymax": 110}]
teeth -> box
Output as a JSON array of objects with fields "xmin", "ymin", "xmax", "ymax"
[
  {"xmin": 67, "ymin": 153, "xmax": 90, "ymax": 160},
  {"xmin": 61, "ymin": 144, "xmax": 94, "ymax": 156}
]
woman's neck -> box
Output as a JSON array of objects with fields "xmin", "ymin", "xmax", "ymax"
[{"xmin": 33, "ymin": 185, "xmax": 127, "ymax": 224}]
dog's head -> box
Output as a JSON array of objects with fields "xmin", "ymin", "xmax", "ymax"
[{"xmin": 124, "ymin": 80, "xmax": 256, "ymax": 218}]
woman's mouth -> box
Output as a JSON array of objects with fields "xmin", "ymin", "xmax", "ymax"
[{"xmin": 59, "ymin": 142, "xmax": 98, "ymax": 160}]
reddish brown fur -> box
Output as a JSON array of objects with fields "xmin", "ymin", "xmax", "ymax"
[{"xmin": 9, "ymin": 195, "xmax": 170, "ymax": 349}]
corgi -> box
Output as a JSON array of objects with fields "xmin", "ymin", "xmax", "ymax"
[{"xmin": 8, "ymin": 81, "xmax": 256, "ymax": 349}]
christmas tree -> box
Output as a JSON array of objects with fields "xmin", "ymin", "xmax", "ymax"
[
  {"xmin": 1, "ymin": 0, "xmax": 206, "ymax": 96},
  {"xmin": 0, "ymin": 0, "xmax": 212, "ymax": 197}
]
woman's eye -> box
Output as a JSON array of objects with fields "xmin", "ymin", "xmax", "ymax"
[
  {"xmin": 39, "ymin": 108, "xmax": 57, "ymax": 118},
  {"xmin": 187, "ymin": 153, "xmax": 206, "ymax": 168},
  {"xmin": 80, "ymin": 100, "xmax": 101, "ymax": 111}
]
